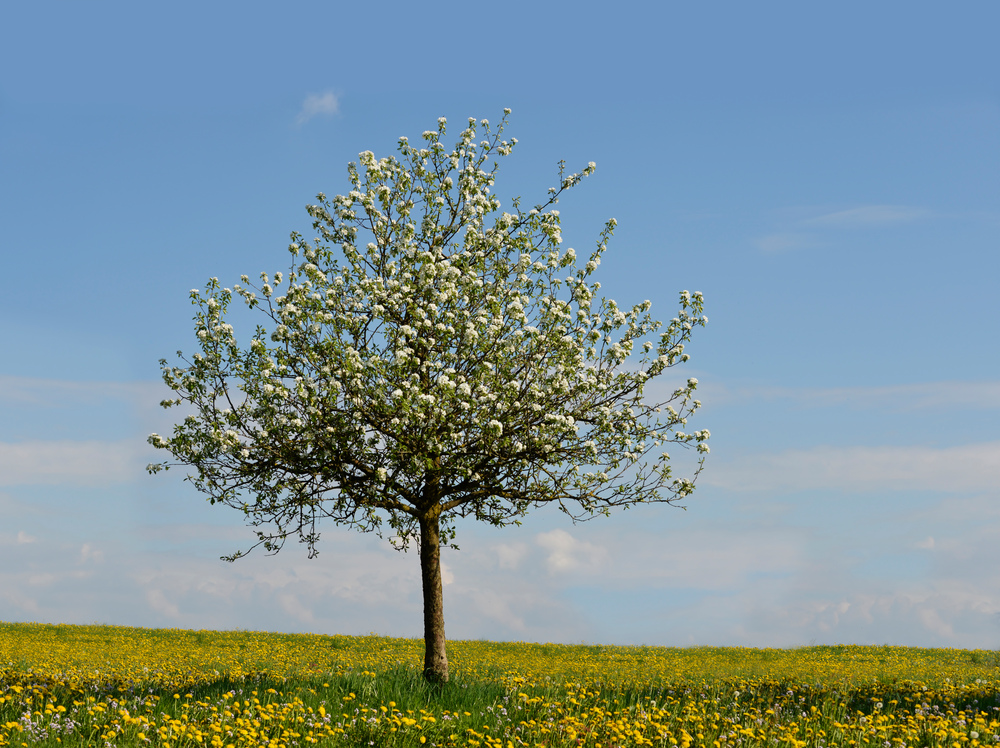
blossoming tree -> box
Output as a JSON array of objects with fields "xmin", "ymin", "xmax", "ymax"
[{"xmin": 148, "ymin": 110, "xmax": 708, "ymax": 683}]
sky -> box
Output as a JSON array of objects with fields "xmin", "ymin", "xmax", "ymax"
[{"xmin": 1, "ymin": 1, "xmax": 998, "ymax": 649}]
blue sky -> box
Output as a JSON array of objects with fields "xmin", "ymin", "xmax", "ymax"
[{"xmin": 1, "ymin": 1, "xmax": 998, "ymax": 648}]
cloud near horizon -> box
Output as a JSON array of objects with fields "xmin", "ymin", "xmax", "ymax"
[
  {"xmin": 2, "ymin": 373, "xmax": 998, "ymax": 647},
  {"xmin": 3, "ymin": 505, "xmax": 999, "ymax": 647}
]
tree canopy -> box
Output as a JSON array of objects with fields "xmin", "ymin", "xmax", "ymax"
[{"xmin": 148, "ymin": 110, "xmax": 708, "ymax": 682}]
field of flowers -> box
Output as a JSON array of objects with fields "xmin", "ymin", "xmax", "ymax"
[{"xmin": 1, "ymin": 622, "xmax": 998, "ymax": 747}]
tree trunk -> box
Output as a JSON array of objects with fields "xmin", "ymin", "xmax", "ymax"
[{"xmin": 418, "ymin": 509, "xmax": 449, "ymax": 683}]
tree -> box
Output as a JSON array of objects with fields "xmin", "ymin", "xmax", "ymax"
[{"xmin": 147, "ymin": 110, "xmax": 709, "ymax": 683}]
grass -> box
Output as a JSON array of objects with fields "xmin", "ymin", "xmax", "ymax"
[{"xmin": 0, "ymin": 622, "xmax": 998, "ymax": 746}]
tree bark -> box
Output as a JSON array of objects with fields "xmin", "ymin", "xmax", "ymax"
[{"xmin": 418, "ymin": 509, "xmax": 449, "ymax": 683}]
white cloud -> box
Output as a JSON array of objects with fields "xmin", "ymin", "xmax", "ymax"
[
  {"xmin": 464, "ymin": 587, "xmax": 527, "ymax": 633},
  {"xmin": 16, "ymin": 530, "xmax": 35, "ymax": 544},
  {"xmin": 918, "ymin": 607, "xmax": 954, "ymax": 638},
  {"xmin": 535, "ymin": 528, "xmax": 607, "ymax": 574},
  {"xmin": 146, "ymin": 588, "xmax": 180, "ymax": 619},
  {"xmin": 0, "ymin": 439, "xmax": 147, "ymax": 486},
  {"xmin": 595, "ymin": 524, "xmax": 804, "ymax": 590},
  {"xmin": 79, "ymin": 543, "xmax": 103, "ymax": 564},
  {"xmin": 296, "ymin": 91, "xmax": 340, "ymax": 125},
  {"xmin": 0, "ymin": 589, "xmax": 40, "ymax": 616},
  {"xmin": 704, "ymin": 441, "xmax": 1000, "ymax": 493},
  {"xmin": 279, "ymin": 592, "xmax": 316, "ymax": 625},
  {"xmin": 494, "ymin": 542, "xmax": 528, "ymax": 570}
]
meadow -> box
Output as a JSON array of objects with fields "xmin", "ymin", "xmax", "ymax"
[{"xmin": 1, "ymin": 622, "xmax": 998, "ymax": 747}]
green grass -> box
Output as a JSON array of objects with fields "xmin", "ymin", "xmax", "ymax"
[{"xmin": 1, "ymin": 622, "xmax": 999, "ymax": 747}]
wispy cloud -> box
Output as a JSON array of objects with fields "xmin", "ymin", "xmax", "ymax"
[
  {"xmin": 754, "ymin": 204, "xmax": 929, "ymax": 253},
  {"xmin": 802, "ymin": 205, "xmax": 929, "ymax": 228},
  {"xmin": 0, "ymin": 439, "xmax": 148, "ymax": 486},
  {"xmin": 703, "ymin": 441, "xmax": 1000, "ymax": 493},
  {"xmin": 296, "ymin": 91, "xmax": 340, "ymax": 125},
  {"xmin": 0, "ymin": 376, "xmax": 160, "ymax": 407},
  {"xmin": 639, "ymin": 377, "xmax": 1000, "ymax": 416},
  {"xmin": 720, "ymin": 380, "xmax": 1000, "ymax": 412},
  {"xmin": 755, "ymin": 232, "xmax": 820, "ymax": 254}
]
